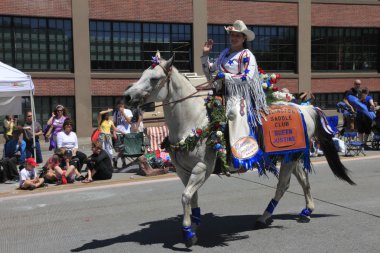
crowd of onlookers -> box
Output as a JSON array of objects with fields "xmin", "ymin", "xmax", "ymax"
[
  {"xmin": 0, "ymin": 99, "xmax": 143, "ymax": 190},
  {"xmin": 1, "ymin": 80, "xmax": 379, "ymax": 190},
  {"xmin": 283, "ymin": 79, "xmax": 380, "ymax": 155},
  {"xmin": 338, "ymin": 79, "xmax": 380, "ymax": 150}
]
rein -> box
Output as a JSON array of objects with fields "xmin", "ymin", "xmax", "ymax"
[{"xmin": 146, "ymin": 65, "xmax": 215, "ymax": 109}]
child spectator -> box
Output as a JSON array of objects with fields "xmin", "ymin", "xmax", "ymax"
[
  {"xmin": 98, "ymin": 108, "xmax": 120, "ymax": 160},
  {"xmin": 40, "ymin": 154, "xmax": 61, "ymax": 184},
  {"xmin": 19, "ymin": 158, "xmax": 45, "ymax": 190},
  {"xmin": 55, "ymin": 150, "xmax": 84, "ymax": 185}
]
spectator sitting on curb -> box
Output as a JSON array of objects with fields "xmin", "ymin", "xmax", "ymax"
[
  {"xmin": 39, "ymin": 154, "xmax": 61, "ymax": 184},
  {"xmin": 57, "ymin": 119, "xmax": 87, "ymax": 171},
  {"xmin": 55, "ymin": 149, "xmax": 84, "ymax": 185},
  {"xmin": 82, "ymin": 141, "xmax": 113, "ymax": 183},
  {"xmin": 4, "ymin": 129, "xmax": 26, "ymax": 167},
  {"xmin": 19, "ymin": 158, "xmax": 46, "ymax": 190}
]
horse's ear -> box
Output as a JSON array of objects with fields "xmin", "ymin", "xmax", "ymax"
[
  {"xmin": 155, "ymin": 50, "xmax": 161, "ymax": 60},
  {"xmin": 164, "ymin": 54, "xmax": 175, "ymax": 69}
]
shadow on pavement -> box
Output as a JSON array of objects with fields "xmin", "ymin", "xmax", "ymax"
[{"xmin": 71, "ymin": 212, "xmax": 338, "ymax": 252}]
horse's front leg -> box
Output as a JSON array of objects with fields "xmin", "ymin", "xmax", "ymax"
[
  {"xmin": 176, "ymin": 169, "xmax": 201, "ymax": 229},
  {"xmin": 181, "ymin": 162, "xmax": 207, "ymax": 247},
  {"xmin": 292, "ymin": 161, "xmax": 315, "ymax": 222},
  {"xmin": 256, "ymin": 161, "xmax": 296, "ymax": 227}
]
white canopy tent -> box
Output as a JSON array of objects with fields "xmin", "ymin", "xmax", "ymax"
[{"xmin": 0, "ymin": 61, "xmax": 37, "ymax": 158}]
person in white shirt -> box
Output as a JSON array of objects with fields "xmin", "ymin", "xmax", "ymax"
[
  {"xmin": 113, "ymin": 100, "xmax": 133, "ymax": 168},
  {"xmin": 56, "ymin": 119, "xmax": 87, "ymax": 171},
  {"xmin": 19, "ymin": 157, "xmax": 45, "ymax": 190}
]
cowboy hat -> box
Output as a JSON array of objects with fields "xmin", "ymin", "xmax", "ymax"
[{"xmin": 225, "ymin": 20, "xmax": 255, "ymax": 41}]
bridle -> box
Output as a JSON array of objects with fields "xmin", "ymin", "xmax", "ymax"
[{"xmin": 144, "ymin": 64, "xmax": 215, "ymax": 109}]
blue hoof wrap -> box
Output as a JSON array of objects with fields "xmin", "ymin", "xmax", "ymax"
[
  {"xmin": 299, "ymin": 208, "xmax": 313, "ymax": 217},
  {"xmin": 191, "ymin": 207, "xmax": 201, "ymax": 225},
  {"xmin": 265, "ymin": 199, "xmax": 278, "ymax": 214},
  {"xmin": 182, "ymin": 226, "xmax": 196, "ymax": 241}
]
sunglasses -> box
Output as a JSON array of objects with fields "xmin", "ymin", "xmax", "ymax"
[
  {"xmin": 27, "ymin": 115, "xmax": 32, "ymax": 117},
  {"xmin": 57, "ymin": 110, "xmax": 63, "ymax": 112}
]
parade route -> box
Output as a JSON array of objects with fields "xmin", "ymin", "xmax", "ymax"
[{"xmin": 1, "ymin": 150, "xmax": 380, "ymax": 200}]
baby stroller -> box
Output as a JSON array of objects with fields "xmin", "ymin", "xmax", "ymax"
[{"xmin": 371, "ymin": 110, "xmax": 380, "ymax": 150}]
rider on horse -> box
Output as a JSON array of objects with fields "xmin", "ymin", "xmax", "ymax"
[{"xmin": 201, "ymin": 20, "xmax": 268, "ymax": 170}]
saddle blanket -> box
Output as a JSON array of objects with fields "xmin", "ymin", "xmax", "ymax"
[{"xmin": 261, "ymin": 105, "xmax": 307, "ymax": 153}]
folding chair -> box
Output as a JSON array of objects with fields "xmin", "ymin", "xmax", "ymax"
[
  {"xmin": 343, "ymin": 131, "xmax": 365, "ymax": 156},
  {"xmin": 326, "ymin": 115, "xmax": 339, "ymax": 136},
  {"xmin": 371, "ymin": 132, "xmax": 380, "ymax": 150}
]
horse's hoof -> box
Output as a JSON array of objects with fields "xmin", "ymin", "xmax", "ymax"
[
  {"xmin": 297, "ymin": 215, "xmax": 311, "ymax": 223},
  {"xmin": 298, "ymin": 208, "xmax": 312, "ymax": 223},
  {"xmin": 254, "ymin": 220, "xmax": 268, "ymax": 229},
  {"xmin": 183, "ymin": 226, "xmax": 197, "ymax": 248},
  {"xmin": 185, "ymin": 235, "xmax": 198, "ymax": 248}
]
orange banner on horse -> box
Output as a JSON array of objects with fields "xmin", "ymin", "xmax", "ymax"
[{"xmin": 261, "ymin": 105, "xmax": 306, "ymax": 153}]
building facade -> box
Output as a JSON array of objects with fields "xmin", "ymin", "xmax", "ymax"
[{"xmin": 0, "ymin": 0, "xmax": 379, "ymax": 137}]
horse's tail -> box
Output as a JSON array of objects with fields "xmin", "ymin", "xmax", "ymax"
[{"xmin": 314, "ymin": 109, "xmax": 356, "ymax": 185}]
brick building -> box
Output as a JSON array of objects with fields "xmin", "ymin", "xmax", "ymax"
[{"xmin": 0, "ymin": 0, "xmax": 379, "ymax": 137}]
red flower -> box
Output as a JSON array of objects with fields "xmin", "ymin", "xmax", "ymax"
[
  {"xmin": 271, "ymin": 77, "xmax": 277, "ymax": 84},
  {"xmin": 272, "ymin": 86, "xmax": 279, "ymax": 91},
  {"xmin": 196, "ymin": 129, "xmax": 203, "ymax": 135},
  {"xmin": 276, "ymin": 74, "xmax": 281, "ymax": 79}
]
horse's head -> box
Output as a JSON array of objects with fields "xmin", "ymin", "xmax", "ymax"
[{"xmin": 124, "ymin": 51, "xmax": 175, "ymax": 107}]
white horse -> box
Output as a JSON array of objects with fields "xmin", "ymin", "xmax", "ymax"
[{"xmin": 124, "ymin": 55, "xmax": 355, "ymax": 247}]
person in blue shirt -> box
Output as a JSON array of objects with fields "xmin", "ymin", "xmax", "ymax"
[
  {"xmin": 2, "ymin": 130, "xmax": 26, "ymax": 182},
  {"xmin": 357, "ymin": 87, "xmax": 376, "ymax": 149},
  {"xmin": 4, "ymin": 129, "xmax": 26, "ymax": 165}
]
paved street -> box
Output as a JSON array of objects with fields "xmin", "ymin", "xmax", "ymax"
[{"xmin": 0, "ymin": 156, "xmax": 379, "ymax": 253}]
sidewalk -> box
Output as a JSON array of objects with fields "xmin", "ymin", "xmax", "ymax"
[{"xmin": 1, "ymin": 147, "xmax": 380, "ymax": 198}]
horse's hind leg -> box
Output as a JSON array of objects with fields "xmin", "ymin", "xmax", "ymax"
[
  {"xmin": 256, "ymin": 161, "xmax": 296, "ymax": 227},
  {"xmin": 292, "ymin": 162, "xmax": 315, "ymax": 222},
  {"xmin": 179, "ymin": 162, "xmax": 208, "ymax": 247}
]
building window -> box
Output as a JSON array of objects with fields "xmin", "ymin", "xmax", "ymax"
[
  {"xmin": 312, "ymin": 27, "xmax": 379, "ymax": 72},
  {"xmin": 90, "ymin": 21, "xmax": 192, "ymax": 72},
  {"xmin": 314, "ymin": 92, "xmax": 380, "ymax": 110},
  {"xmin": 0, "ymin": 96, "xmax": 75, "ymax": 133},
  {"xmin": 0, "ymin": 16, "xmax": 73, "ymax": 71},
  {"xmin": 207, "ymin": 25, "xmax": 297, "ymax": 72}
]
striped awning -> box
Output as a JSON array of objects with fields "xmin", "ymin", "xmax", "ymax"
[{"xmin": 147, "ymin": 125, "xmax": 169, "ymax": 152}]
